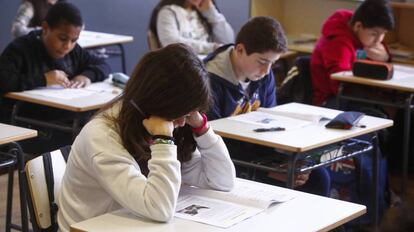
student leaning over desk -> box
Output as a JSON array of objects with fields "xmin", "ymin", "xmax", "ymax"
[
  {"xmin": 311, "ymin": 0, "xmax": 394, "ymax": 107},
  {"xmin": 0, "ymin": 1, "xmax": 110, "ymax": 95},
  {"xmin": 57, "ymin": 43, "xmax": 236, "ymax": 232},
  {"xmin": 0, "ymin": 2, "xmax": 110, "ymax": 124},
  {"xmin": 204, "ymin": 16, "xmax": 330, "ymax": 197},
  {"xmin": 149, "ymin": 0, "xmax": 234, "ymax": 54}
]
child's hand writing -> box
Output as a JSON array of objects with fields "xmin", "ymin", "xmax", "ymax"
[
  {"xmin": 364, "ymin": 44, "xmax": 389, "ymax": 62},
  {"xmin": 143, "ymin": 116, "xmax": 174, "ymax": 137},
  {"xmin": 45, "ymin": 70, "xmax": 70, "ymax": 87},
  {"xmin": 69, "ymin": 75, "xmax": 91, "ymax": 88}
]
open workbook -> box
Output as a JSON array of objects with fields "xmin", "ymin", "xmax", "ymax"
[
  {"xmin": 228, "ymin": 107, "xmax": 330, "ymax": 131},
  {"xmin": 175, "ymin": 179, "xmax": 294, "ymax": 228}
]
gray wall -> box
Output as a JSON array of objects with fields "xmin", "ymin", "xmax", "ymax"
[{"xmin": 0, "ymin": 0, "xmax": 250, "ymax": 74}]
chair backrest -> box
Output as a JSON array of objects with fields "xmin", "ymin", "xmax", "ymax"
[
  {"xmin": 277, "ymin": 55, "xmax": 313, "ymax": 105},
  {"xmin": 25, "ymin": 146, "xmax": 70, "ymax": 232},
  {"xmin": 147, "ymin": 30, "xmax": 161, "ymax": 51}
]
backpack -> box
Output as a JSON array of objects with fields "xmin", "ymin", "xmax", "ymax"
[{"xmin": 277, "ymin": 56, "xmax": 313, "ymax": 104}]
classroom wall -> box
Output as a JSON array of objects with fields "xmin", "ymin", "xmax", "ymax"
[
  {"xmin": 0, "ymin": 0, "xmax": 250, "ymax": 74},
  {"xmin": 251, "ymin": 0, "xmax": 358, "ymax": 36}
]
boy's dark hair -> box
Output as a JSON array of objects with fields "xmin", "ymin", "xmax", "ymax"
[
  {"xmin": 236, "ymin": 16, "xmax": 287, "ymax": 55},
  {"xmin": 44, "ymin": 1, "xmax": 83, "ymax": 29},
  {"xmin": 351, "ymin": 0, "xmax": 394, "ymax": 30}
]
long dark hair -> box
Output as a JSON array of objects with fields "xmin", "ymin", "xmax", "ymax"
[
  {"xmin": 26, "ymin": 0, "xmax": 56, "ymax": 27},
  {"xmin": 149, "ymin": 0, "xmax": 216, "ymax": 41},
  {"xmin": 101, "ymin": 43, "xmax": 211, "ymax": 173}
]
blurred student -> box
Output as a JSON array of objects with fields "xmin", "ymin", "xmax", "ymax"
[
  {"xmin": 11, "ymin": 0, "xmax": 60, "ymax": 38},
  {"xmin": 149, "ymin": 0, "xmax": 234, "ymax": 54},
  {"xmin": 58, "ymin": 44, "xmax": 235, "ymax": 232},
  {"xmin": 311, "ymin": 0, "xmax": 394, "ymax": 107}
]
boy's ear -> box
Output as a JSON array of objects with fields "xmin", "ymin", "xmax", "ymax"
[
  {"xmin": 353, "ymin": 21, "xmax": 363, "ymax": 32},
  {"xmin": 234, "ymin": 43, "xmax": 246, "ymax": 56},
  {"xmin": 41, "ymin": 21, "xmax": 50, "ymax": 34}
]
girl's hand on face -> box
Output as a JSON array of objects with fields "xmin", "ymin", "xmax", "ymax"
[
  {"xmin": 143, "ymin": 116, "xmax": 174, "ymax": 137},
  {"xmin": 364, "ymin": 44, "xmax": 389, "ymax": 62},
  {"xmin": 185, "ymin": 111, "xmax": 203, "ymax": 128},
  {"xmin": 196, "ymin": 0, "xmax": 213, "ymax": 12}
]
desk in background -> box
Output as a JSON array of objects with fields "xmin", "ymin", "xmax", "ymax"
[
  {"xmin": 332, "ymin": 64, "xmax": 414, "ymax": 196},
  {"xmin": 78, "ymin": 30, "xmax": 134, "ymax": 73},
  {"xmin": 209, "ymin": 103, "xmax": 393, "ymax": 226},
  {"xmin": 0, "ymin": 123, "xmax": 37, "ymax": 232},
  {"xmin": 4, "ymin": 80, "xmax": 121, "ymax": 138},
  {"xmin": 70, "ymin": 178, "xmax": 366, "ymax": 232}
]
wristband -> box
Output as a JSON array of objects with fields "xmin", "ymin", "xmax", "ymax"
[
  {"xmin": 151, "ymin": 135, "xmax": 175, "ymax": 145},
  {"xmin": 152, "ymin": 135, "xmax": 175, "ymax": 142},
  {"xmin": 191, "ymin": 113, "xmax": 208, "ymax": 134}
]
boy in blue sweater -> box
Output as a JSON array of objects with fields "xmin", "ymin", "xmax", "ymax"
[{"xmin": 205, "ymin": 16, "xmax": 330, "ymax": 196}]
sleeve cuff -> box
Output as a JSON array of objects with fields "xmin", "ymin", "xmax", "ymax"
[
  {"xmin": 193, "ymin": 127, "xmax": 218, "ymax": 149},
  {"xmin": 201, "ymin": 6, "xmax": 222, "ymax": 22}
]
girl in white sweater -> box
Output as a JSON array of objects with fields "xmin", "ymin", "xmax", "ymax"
[
  {"xmin": 149, "ymin": 0, "xmax": 234, "ymax": 54},
  {"xmin": 57, "ymin": 43, "xmax": 236, "ymax": 232}
]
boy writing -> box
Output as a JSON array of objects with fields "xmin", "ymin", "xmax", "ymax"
[
  {"xmin": 205, "ymin": 16, "xmax": 330, "ymax": 196},
  {"xmin": 0, "ymin": 1, "xmax": 110, "ymax": 94}
]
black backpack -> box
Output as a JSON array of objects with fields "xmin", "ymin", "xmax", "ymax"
[{"xmin": 277, "ymin": 56, "xmax": 313, "ymax": 105}]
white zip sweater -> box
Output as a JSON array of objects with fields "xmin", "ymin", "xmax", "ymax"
[
  {"xmin": 156, "ymin": 4, "xmax": 234, "ymax": 54},
  {"xmin": 58, "ymin": 110, "xmax": 235, "ymax": 232}
]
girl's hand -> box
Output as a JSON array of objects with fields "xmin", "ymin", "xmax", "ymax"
[
  {"xmin": 185, "ymin": 111, "xmax": 203, "ymax": 128},
  {"xmin": 196, "ymin": 0, "xmax": 213, "ymax": 12},
  {"xmin": 364, "ymin": 44, "xmax": 389, "ymax": 62},
  {"xmin": 143, "ymin": 116, "xmax": 174, "ymax": 137},
  {"xmin": 186, "ymin": 111, "xmax": 209, "ymax": 136}
]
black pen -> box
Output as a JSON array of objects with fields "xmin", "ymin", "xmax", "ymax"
[{"xmin": 253, "ymin": 127, "xmax": 285, "ymax": 132}]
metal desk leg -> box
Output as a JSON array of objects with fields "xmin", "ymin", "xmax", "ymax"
[
  {"xmin": 371, "ymin": 135, "xmax": 379, "ymax": 230},
  {"xmin": 402, "ymin": 94, "xmax": 413, "ymax": 197},
  {"xmin": 9, "ymin": 142, "xmax": 29, "ymax": 232},
  {"xmin": 117, "ymin": 44, "xmax": 126, "ymax": 73},
  {"xmin": 336, "ymin": 83, "xmax": 344, "ymax": 109},
  {"xmin": 287, "ymin": 153, "xmax": 299, "ymax": 188}
]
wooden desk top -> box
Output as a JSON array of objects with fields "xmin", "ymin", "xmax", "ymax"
[
  {"xmin": 331, "ymin": 64, "xmax": 414, "ymax": 93},
  {"xmin": 209, "ymin": 103, "xmax": 393, "ymax": 153},
  {"xmin": 4, "ymin": 81, "xmax": 121, "ymax": 112},
  {"xmin": 0, "ymin": 123, "xmax": 37, "ymax": 145},
  {"xmin": 78, "ymin": 30, "xmax": 134, "ymax": 49},
  {"xmin": 70, "ymin": 178, "xmax": 366, "ymax": 232}
]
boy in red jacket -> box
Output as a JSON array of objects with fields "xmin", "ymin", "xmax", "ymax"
[{"xmin": 311, "ymin": 0, "xmax": 394, "ymax": 107}]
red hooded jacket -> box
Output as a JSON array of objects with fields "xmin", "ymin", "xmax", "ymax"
[{"xmin": 311, "ymin": 10, "xmax": 363, "ymax": 106}]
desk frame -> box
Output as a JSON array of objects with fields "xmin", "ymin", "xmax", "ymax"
[
  {"xmin": 228, "ymin": 137, "xmax": 380, "ymax": 227},
  {"xmin": 336, "ymin": 83, "xmax": 414, "ymax": 197}
]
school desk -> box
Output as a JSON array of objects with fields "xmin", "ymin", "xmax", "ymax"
[
  {"xmin": 209, "ymin": 102, "xmax": 393, "ymax": 226},
  {"xmin": 70, "ymin": 178, "xmax": 366, "ymax": 232},
  {"xmin": 331, "ymin": 64, "xmax": 414, "ymax": 197},
  {"xmin": 0, "ymin": 123, "xmax": 37, "ymax": 232},
  {"xmin": 4, "ymin": 80, "xmax": 121, "ymax": 138},
  {"xmin": 78, "ymin": 30, "xmax": 134, "ymax": 73}
]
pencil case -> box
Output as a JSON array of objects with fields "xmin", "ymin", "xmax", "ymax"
[
  {"xmin": 325, "ymin": 111, "xmax": 365, "ymax": 130},
  {"xmin": 352, "ymin": 59, "xmax": 394, "ymax": 80}
]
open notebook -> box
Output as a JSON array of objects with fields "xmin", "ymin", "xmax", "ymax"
[
  {"xmin": 228, "ymin": 107, "xmax": 330, "ymax": 131},
  {"xmin": 175, "ymin": 179, "xmax": 294, "ymax": 228}
]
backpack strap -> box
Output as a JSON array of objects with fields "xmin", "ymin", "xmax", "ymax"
[{"xmin": 42, "ymin": 152, "xmax": 59, "ymax": 232}]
